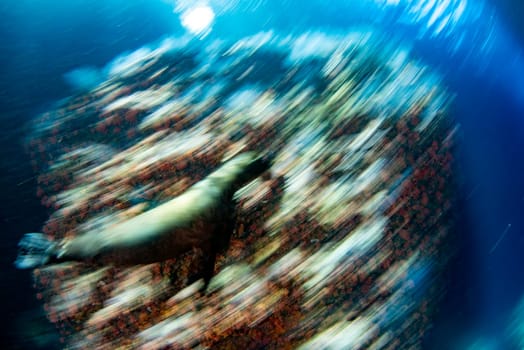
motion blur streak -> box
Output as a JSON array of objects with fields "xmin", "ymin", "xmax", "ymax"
[{"xmin": 25, "ymin": 30, "xmax": 455, "ymax": 349}]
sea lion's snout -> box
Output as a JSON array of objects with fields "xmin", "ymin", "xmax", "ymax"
[{"xmin": 237, "ymin": 152, "xmax": 274, "ymax": 185}]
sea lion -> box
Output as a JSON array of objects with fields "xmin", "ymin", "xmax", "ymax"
[{"xmin": 15, "ymin": 152, "xmax": 272, "ymax": 288}]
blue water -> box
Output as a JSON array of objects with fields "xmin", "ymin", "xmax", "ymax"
[{"xmin": 1, "ymin": 1, "xmax": 523, "ymax": 348}]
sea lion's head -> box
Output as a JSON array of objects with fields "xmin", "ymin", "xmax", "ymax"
[{"xmin": 227, "ymin": 152, "xmax": 274, "ymax": 190}]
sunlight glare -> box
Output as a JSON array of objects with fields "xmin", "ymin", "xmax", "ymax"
[{"xmin": 180, "ymin": 5, "xmax": 215, "ymax": 37}]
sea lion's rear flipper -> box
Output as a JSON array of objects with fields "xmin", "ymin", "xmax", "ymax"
[{"xmin": 15, "ymin": 233, "xmax": 58, "ymax": 269}]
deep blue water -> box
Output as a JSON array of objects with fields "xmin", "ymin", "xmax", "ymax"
[{"xmin": 1, "ymin": 1, "xmax": 523, "ymax": 349}]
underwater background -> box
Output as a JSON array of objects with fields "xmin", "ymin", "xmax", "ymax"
[{"xmin": 0, "ymin": 0, "xmax": 523, "ymax": 349}]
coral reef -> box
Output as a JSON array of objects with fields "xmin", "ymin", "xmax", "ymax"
[{"xmin": 25, "ymin": 31, "xmax": 456, "ymax": 349}]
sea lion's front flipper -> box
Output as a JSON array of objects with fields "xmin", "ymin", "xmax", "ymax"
[
  {"xmin": 188, "ymin": 207, "xmax": 236, "ymax": 293},
  {"xmin": 201, "ymin": 245, "xmax": 218, "ymax": 292},
  {"xmin": 186, "ymin": 242, "xmax": 218, "ymax": 293}
]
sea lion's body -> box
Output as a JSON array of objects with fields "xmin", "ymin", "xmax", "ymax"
[{"xmin": 16, "ymin": 152, "xmax": 271, "ymax": 287}]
